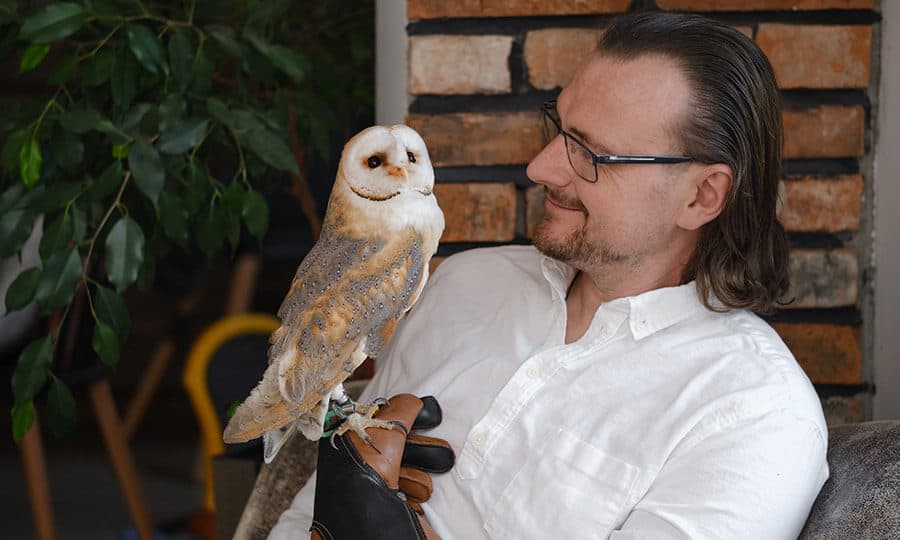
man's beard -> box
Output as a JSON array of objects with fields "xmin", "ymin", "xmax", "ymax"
[{"xmin": 532, "ymin": 188, "xmax": 628, "ymax": 269}]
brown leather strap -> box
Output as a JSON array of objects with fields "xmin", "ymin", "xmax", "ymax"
[
  {"xmin": 399, "ymin": 466, "xmax": 433, "ymax": 504},
  {"xmin": 347, "ymin": 394, "xmax": 423, "ymax": 490}
]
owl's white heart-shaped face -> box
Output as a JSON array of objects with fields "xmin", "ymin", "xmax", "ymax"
[{"xmin": 337, "ymin": 124, "xmax": 434, "ymax": 202}]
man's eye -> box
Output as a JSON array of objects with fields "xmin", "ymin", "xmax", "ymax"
[{"xmin": 407, "ymin": 152, "xmax": 416, "ymax": 163}]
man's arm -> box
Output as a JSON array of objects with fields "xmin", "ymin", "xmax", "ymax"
[{"xmin": 612, "ymin": 411, "xmax": 828, "ymax": 539}]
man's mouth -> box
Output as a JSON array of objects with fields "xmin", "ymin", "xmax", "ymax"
[{"xmin": 545, "ymin": 189, "xmax": 585, "ymax": 212}]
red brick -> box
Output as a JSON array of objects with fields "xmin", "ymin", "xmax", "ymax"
[
  {"xmin": 409, "ymin": 35, "xmax": 513, "ymax": 95},
  {"xmin": 656, "ymin": 0, "xmax": 874, "ymax": 10},
  {"xmin": 786, "ymin": 248, "xmax": 858, "ymax": 308},
  {"xmin": 524, "ymin": 28, "xmax": 603, "ymax": 90},
  {"xmin": 407, "ymin": 113, "xmax": 543, "ymax": 167},
  {"xmin": 434, "ymin": 183, "xmax": 517, "ymax": 242},
  {"xmin": 757, "ymin": 24, "xmax": 871, "ymax": 89},
  {"xmin": 525, "ymin": 184, "xmax": 546, "ymax": 238},
  {"xmin": 783, "ymin": 106, "xmax": 865, "ymax": 159},
  {"xmin": 779, "ymin": 175, "xmax": 863, "ymax": 232},
  {"xmin": 408, "ymin": 0, "xmax": 631, "ymax": 19},
  {"xmin": 429, "ymin": 256, "xmax": 446, "ymax": 274},
  {"xmin": 821, "ymin": 396, "xmax": 864, "ymax": 427},
  {"xmin": 772, "ymin": 323, "xmax": 861, "ymax": 384}
]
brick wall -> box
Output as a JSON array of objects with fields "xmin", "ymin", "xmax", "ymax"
[{"xmin": 407, "ymin": 0, "xmax": 880, "ymax": 424}]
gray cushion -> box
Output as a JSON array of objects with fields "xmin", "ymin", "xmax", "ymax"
[{"xmin": 800, "ymin": 420, "xmax": 900, "ymax": 539}]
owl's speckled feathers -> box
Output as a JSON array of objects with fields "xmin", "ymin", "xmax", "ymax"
[{"xmin": 223, "ymin": 125, "xmax": 444, "ymax": 461}]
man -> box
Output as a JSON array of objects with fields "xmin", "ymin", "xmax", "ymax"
[{"xmin": 271, "ymin": 11, "xmax": 828, "ymax": 539}]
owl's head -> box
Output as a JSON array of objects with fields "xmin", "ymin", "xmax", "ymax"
[{"xmin": 335, "ymin": 124, "xmax": 434, "ymax": 204}]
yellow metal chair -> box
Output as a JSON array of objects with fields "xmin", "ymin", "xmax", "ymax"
[{"xmin": 182, "ymin": 312, "xmax": 280, "ymax": 513}]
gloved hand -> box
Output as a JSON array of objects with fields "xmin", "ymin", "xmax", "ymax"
[{"xmin": 311, "ymin": 394, "xmax": 455, "ymax": 540}]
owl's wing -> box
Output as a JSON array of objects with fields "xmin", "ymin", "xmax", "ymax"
[{"xmin": 272, "ymin": 224, "xmax": 432, "ymax": 412}]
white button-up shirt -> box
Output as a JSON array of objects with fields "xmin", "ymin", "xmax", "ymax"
[{"xmin": 270, "ymin": 246, "xmax": 829, "ymax": 539}]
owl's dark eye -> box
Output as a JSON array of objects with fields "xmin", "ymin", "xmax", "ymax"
[
  {"xmin": 407, "ymin": 151, "xmax": 416, "ymax": 163},
  {"xmin": 367, "ymin": 155, "xmax": 382, "ymax": 168}
]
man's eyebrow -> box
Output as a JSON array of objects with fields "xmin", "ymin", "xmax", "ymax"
[{"xmin": 568, "ymin": 124, "xmax": 612, "ymax": 155}]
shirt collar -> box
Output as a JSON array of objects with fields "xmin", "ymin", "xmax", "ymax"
[{"xmin": 539, "ymin": 254, "xmax": 712, "ymax": 340}]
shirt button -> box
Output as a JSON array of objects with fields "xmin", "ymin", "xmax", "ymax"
[
  {"xmin": 472, "ymin": 433, "xmax": 486, "ymax": 447},
  {"xmin": 526, "ymin": 367, "xmax": 540, "ymax": 379}
]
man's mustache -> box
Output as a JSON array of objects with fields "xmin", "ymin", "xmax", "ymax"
[{"xmin": 545, "ymin": 187, "xmax": 587, "ymax": 213}]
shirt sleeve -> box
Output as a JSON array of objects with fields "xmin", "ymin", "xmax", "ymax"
[{"xmin": 611, "ymin": 410, "xmax": 829, "ymax": 540}]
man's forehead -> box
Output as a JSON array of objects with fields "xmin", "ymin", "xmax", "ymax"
[{"xmin": 558, "ymin": 52, "xmax": 690, "ymax": 150}]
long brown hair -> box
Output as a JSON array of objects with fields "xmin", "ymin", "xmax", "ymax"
[{"xmin": 597, "ymin": 12, "xmax": 790, "ymax": 314}]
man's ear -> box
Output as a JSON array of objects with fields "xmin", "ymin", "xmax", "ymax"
[{"xmin": 677, "ymin": 164, "xmax": 733, "ymax": 231}]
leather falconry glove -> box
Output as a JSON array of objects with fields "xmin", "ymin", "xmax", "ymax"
[{"xmin": 311, "ymin": 393, "xmax": 456, "ymax": 540}]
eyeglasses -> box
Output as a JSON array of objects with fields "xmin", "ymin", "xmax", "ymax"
[{"xmin": 540, "ymin": 100, "xmax": 694, "ymax": 184}]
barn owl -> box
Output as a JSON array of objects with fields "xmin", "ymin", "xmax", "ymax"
[{"xmin": 223, "ymin": 125, "xmax": 444, "ymax": 462}]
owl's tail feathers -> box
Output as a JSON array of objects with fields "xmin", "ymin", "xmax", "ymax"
[
  {"xmin": 262, "ymin": 423, "xmax": 298, "ymax": 463},
  {"xmin": 223, "ymin": 397, "xmax": 297, "ymax": 445}
]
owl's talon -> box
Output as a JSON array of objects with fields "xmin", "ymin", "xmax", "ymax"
[{"xmin": 372, "ymin": 397, "xmax": 389, "ymax": 408}]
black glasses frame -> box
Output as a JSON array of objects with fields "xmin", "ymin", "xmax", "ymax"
[{"xmin": 541, "ymin": 100, "xmax": 694, "ymax": 183}]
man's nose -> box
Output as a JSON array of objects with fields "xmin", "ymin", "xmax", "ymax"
[{"xmin": 526, "ymin": 135, "xmax": 571, "ymax": 187}]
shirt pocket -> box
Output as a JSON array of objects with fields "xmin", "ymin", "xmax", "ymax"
[{"xmin": 484, "ymin": 428, "xmax": 641, "ymax": 540}]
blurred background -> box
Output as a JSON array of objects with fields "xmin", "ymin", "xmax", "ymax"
[{"xmin": 1, "ymin": 0, "xmax": 898, "ymax": 539}]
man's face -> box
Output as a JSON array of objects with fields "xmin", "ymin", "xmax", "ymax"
[{"xmin": 527, "ymin": 52, "xmax": 699, "ymax": 274}]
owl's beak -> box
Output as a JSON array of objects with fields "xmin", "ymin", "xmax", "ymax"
[{"xmin": 387, "ymin": 166, "xmax": 408, "ymax": 179}]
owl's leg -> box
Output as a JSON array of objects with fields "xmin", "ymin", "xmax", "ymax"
[{"xmin": 329, "ymin": 399, "xmax": 404, "ymax": 453}]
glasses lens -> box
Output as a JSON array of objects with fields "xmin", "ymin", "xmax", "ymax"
[
  {"xmin": 541, "ymin": 109, "xmax": 558, "ymax": 144},
  {"xmin": 564, "ymin": 137, "xmax": 597, "ymax": 183}
]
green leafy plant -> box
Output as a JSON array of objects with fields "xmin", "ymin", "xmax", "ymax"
[{"xmin": 0, "ymin": 0, "xmax": 374, "ymax": 441}]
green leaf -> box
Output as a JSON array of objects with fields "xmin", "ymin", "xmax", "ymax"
[
  {"xmin": 39, "ymin": 212, "xmax": 73, "ymax": 260},
  {"xmin": 225, "ymin": 400, "xmax": 241, "ymax": 420},
  {"xmin": 127, "ymin": 24, "xmax": 167, "ymax": 76},
  {"xmin": 157, "ymin": 118, "xmax": 208, "ymax": 155},
  {"xmin": 120, "ymin": 102, "xmax": 154, "ymax": 134},
  {"xmin": 49, "ymin": 52, "xmax": 78, "ymax": 85},
  {"xmin": 158, "ymin": 191, "xmax": 188, "ymax": 246},
  {"xmin": 158, "ymin": 94, "xmax": 186, "ymax": 133},
  {"xmin": 207, "ymin": 25, "xmax": 242, "ymax": 57},
  {"xmin": 205, "ymin": 97, "xmax": 235, "ymax": 128},
  {"xmin": 189, "ymin": 40, "xmax": 214, "ymax": 96},
  {"xmin": 34, "ymin": 248, "xmax": 81, "ymax": 313},
  {"xmin": 1, "ymin": 130, "xmax": 26, "ymax": 176},
  {"xmin": 93, "ymin": 285, "xmax": 130, "ymax": 340},
  {"xmin": 19, "ymin": 137, "xmax": 41, "ymax": 187},
  {"xmin": 266, "ymin": 45, "xmax": 306, "ymax": 83},
  {"xmin": 168, "ymin": 29, "xmax": 193, "ymax": 93},
  {"xmin": 104, "ymin": 216, "xmax": 144, "ymax": 291},
  {"xmin": 112, "ymin": 142, "xmax": 131, "ymax": 159},
  {"xmin": 0, "ymin": 209, "xmax": 36, "ymax": 259},
  {"xmin": 0, "ymin": 0, "xmax": 18, "ymax": 25},
  {"xmin": 19, "ymin": 43, "xmax": 50, "ymax": 73},
  {"xmin": 53, "ymin": 130, "xmax": 83, "ymax": 172},
  {"xmin": 0, "ymin": 183, "xmax": 25, "ymax": 213},
  {"xmin": 5, "ymin": 267, "xmax": 41, "ymax": 312},
  {"xmin": 26, "ymin": 182, "xmax": 81, "ymax": 213},
  {"xmin": 196, "ymin": 207, "xmax": 224, "ymax": 258},
  {"xmin": 242, "ymin": 189, "xmax": 269, "ymax": 240},
  {"xmin": 12, "ymin": 336, "xmax": 53, "ymax": 405},
  {"xmin": 12, "ymin": 401, "xmax": 34, "ymax": 443},
  {"xmin": 111, "ymin": 47, "xmax": 139, "ymax": 110},
  {"xmin": 18, "ymin": 2, "xmax": 87, "ymax": 44},
  {"xmin": 127, "ymin": 139, "xmax": 164, "ymax": 206},
  {"xmin": 47, "ymin": 377, "xmax": 76, "ymax": 436},
  {"xmin": 59, "ymin": 107, "xmax": 102, "ymax": 134},
  {"xmin": 82, "ymin": 48, "xmax": 115, "ymax": 87},
  {"xmin": 92, "ymin": 320, "xmax": 120, "ymax": 366},
  {"xmin": 244, "ymin": 128, "xmax": 298, "ymax": 174},
  {"xmin": 87, "ymin": 163, "xmax": 122, "ymax": 204}
]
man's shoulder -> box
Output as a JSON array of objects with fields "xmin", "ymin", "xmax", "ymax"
[
  {"xmin": 431, "ymin": 245, "xmax": 545, "ymax": 285},
  {"xmin": 692, "ymin": 308, "xmax": 827, "ymax": 432}
]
